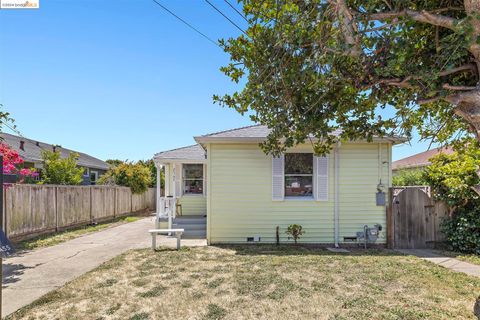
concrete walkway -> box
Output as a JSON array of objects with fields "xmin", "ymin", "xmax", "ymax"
[
  {"xmin": 397, "ymin": 249, "xmax": 480, "ymax": 278},
  {"xmin": 2, "ymin": 216, "xmax": 207, "ymax": 316}
]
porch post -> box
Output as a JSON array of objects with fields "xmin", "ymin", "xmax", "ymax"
[
  {"xmin": 155, "ymin": 163, "xmax": 163, "ymax": 229},
  {"xmin": 165, "ymin": 164, "xmax": 170, "ymax": 197}
]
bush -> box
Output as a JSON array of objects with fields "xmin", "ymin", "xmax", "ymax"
[
  {"xmin": 285, "ymin": 224, "xmax": 304, "ymax": 244},
  {"xmin": 41, "ymin": 150, "xmax": 83, "ymax": 185},
  {"xmin": 392, "ymin": 169, "xmax": 427, "ymax": 186},
  {"xmin": 422, "ymin": 142, "xmax": 480, "ymax": 254},
  {"xmin": 442, "ymin": 205, "xmax": 480, "ymax": 254},
  {"xmin": 98, "ymin": 162, "xmax": 152, "ymax": 194}
]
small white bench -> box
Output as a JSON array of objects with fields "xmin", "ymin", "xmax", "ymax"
[{"xmin": 148, "ymin": 228, "xmax": 185, "ymax": 250}]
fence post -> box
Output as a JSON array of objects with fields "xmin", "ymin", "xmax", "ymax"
[
  {"xmin": 386, "ymin": 187, "xmax": 394, "ymax": 249},
  {"xmin": 114, "ymin": 187, "xmax": 117, "ymax": 218}
]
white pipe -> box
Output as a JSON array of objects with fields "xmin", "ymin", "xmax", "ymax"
[{"xmin": 334, "ymin": 142, "xmax": 340, "ymax": 248}]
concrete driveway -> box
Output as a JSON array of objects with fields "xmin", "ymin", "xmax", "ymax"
[{"xmin": 2, "ymin": 216, "xmax": 206, "ymax": 317}]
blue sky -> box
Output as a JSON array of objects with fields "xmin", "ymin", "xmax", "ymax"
[{"xmin": 1, "ymin": 0, "xmax": 432, "ymax": 162}]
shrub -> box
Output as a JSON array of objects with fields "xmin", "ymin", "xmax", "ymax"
[
  {"xmin": 98, "ymin": 162, "xmax": 152, "ymax": 194},
  {"xmin": 392, "ymin": 169, "xmax": 427, "ymax": 186},
  {"xmin": 0, "ymin": 142, "xmax": 37, "ymax": 182},
  {"xmin": 441, "ymin": 205, "xmax": 480, "ymax": 254},
  {"xmin": 422, "ymin": 142, "xmax": 480, "ymax": 253},
  {"xmin": 41, "ymin": 150, "xmax": 83, "ymax": 185},
  {"xmin": 285, "ymin": 224, "xmax": 304, "ymax": 244}
]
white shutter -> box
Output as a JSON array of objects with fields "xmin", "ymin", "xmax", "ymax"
[
  {"xmin": 272, "ymin": 155, "xmax": 284, "ymax": 201},
  {"xmin": 174, "ymin": 163, "xmax": 182, "ymax": 197},
  {"xmin": 203, "ymin": 164, "xmax": 207, "ymax": 196},
  {"xmin": 315, "ymin": 155, "xmax": 329, "ymax": 201}
]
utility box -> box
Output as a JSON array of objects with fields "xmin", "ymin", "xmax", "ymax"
[{"xmin": 376, "ymin": 192, "xmax": 386, "ymax": 206}]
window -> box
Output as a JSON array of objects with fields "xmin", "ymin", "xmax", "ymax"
[
  {"xmin": 183, "ymin": 164, "xmax": 203, "ymax": 195},
  {"xmin": 284, "ymin": 153, "xmax": 313, "ymax": 197},
  {"xmin": 90, "ymin": 170, "xmax": 98, "ymax": 184}
]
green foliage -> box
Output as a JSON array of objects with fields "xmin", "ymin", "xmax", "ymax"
[
  {"xmin": 285, "ymin": 224, "xmax": 305, "ymax": 244},
  {"xmin": 98, "ymin": 162, "xmax": 152, "ymax": 194},
  {"xmin": 392, "ymin": 169, "xmax": 427, "ymax": 186},
  {"xmin": 442, "ymin": 206, "xmax": 480, "ymax": 254},
  {"xmin": 423, "ymin": 143, "xmax": 480, "ymax": 207},
  {"xmin": 216, "ymin": 1, "xmax": 475, "ymax": 155},
  {"xmin": 137, "ymin": 159, "xmax": 164, "ymax": 188},
  {"xmin": 421, "ymin": 142, "xmax": 480, "ymax": 254},
  {"xmin": 41, "ymin": 150, "xmax": 83, "ymax": 185},
  {"xmin": 105, "ymin": 159, "xmax": 124, "ymax": 168}
]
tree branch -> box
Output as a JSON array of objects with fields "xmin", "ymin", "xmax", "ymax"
[
  {"xmin": 442, "ymin": 83, "xmax": 478, "ymax": 91},
  {"xmin": 358, "ymin": 9, "xmax": 459, "ymax": 31},
  {"xmin": 329, "ymin": 0, "xmax": 361, "ymax": 56},
  {"xmin": 439, "ymin": 63, "xmax": 477, "ymax": 77}
]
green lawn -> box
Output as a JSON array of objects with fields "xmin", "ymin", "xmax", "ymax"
[
  {"xmin": 15, "ymin": 216, "xmax": 142, "ymax": 251},
  {"xmin": 6, "ymin": 245, "xmax": 480, "ymax": 320}
]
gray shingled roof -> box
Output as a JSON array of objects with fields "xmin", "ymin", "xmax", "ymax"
[
  {"xmin": 195, "ymin": 124, "xmax": 343, "ymax": 141},
  {"xmin": 154, "ymin": 144, "xmax": 206, "ymax": 161},
  {"xmin": 199, "ymin": 124, "xmax": 272, "ymax": 138},
  {"xmin": 1, "ymin": 133, "xmax": 109, "ymax": 170}
]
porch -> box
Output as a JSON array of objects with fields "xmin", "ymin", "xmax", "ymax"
[{"xmin": 153, "ymin": 144, "xmax": 208, "ymax": 239}]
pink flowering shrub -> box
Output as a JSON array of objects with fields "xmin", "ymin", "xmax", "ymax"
[{"xmin": 0, "ymin": 142, "xmax": 36, "ymax": 183}]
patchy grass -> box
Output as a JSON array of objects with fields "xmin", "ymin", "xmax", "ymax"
[
  {"xmin": 14, "ymin": 215, "xmax": 143, "ymax": 251},
  {"xmin": 441, "ymin": 251, "xmax": 480, "ymax": 266},
  {"xmin": 6, "ymin": 245, "xmax": 480, "ymax": 320}
]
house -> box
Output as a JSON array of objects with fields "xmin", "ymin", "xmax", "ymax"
[
  {"xmin": 153, "ymin": 125, "xmax": 405, "ymax": 245},
  {"xmin": 392, "ymin": 147, "xmax": 454, "ymax": 173},
  {"xmin": 1, "ymin": 132, "xmax": 109, "ymax": 184}
]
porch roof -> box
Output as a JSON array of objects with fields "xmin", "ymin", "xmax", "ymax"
[{"xmin": 154, "ymin": 144, "xmax": 206, "ymax": 163}]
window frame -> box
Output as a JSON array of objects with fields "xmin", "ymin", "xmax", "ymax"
[
  {"xmin": 182, "ymin": 163, "xmax": 204, "ymax": 196},
  {"xmin": 284, "ymin": 152, "xmax": 314, "ymax": 199}
]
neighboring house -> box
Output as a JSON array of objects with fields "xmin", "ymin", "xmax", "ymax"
[
  {"xmin": 392, "ymin": 147, "xmax": 454, "ymax": 173},
  {"xmin": 1, "ymin": 133, "xmax": 109, "ymax": 184},
  {"xmin": 154, "ymin": 125, "xmax": 405, "ymax": 245}
]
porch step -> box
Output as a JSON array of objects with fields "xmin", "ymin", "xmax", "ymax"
[
  {"xmin": 172, "ymin": 223, "xmax": 205, "ymax": 231},
  {"xmin": 182, "ymin": 230, "xmax": 207, "ymax": 239}
]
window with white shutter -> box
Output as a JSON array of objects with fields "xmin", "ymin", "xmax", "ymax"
[
  {"xmin": 272, "ymin": 155, "xmax": 284, "ymax": 201},
  {"xmin": 284, "ymin": 153, "xmax": 313, "ymax": 197},
  {"xmin": 314, "ymin": 156, "xmax": 329, "ymax": 201}
]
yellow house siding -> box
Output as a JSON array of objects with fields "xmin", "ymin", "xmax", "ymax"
[
  {"xmin": 208, "ymin": 142, "xmax": 391, "ymax": 244},
  {"xmin": 338, "ymin": 143, "xmax": 390, "ymax": 243},
  {"xmin": 180, "ymin": 196, "xmax": 206, "ymax": 216},
  {"xmin": 209, "ymin": 143, "xmax": 335, "ymax": 244}
]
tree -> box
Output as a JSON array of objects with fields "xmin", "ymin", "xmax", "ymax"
[
  {"xmin": 392, "ymin": 169, "xmax": 427, "ymax": 186},
  {"xmin": 41, "ymin": 150, "xmax": 84, "ymax": 185},
  {"xmin": 97, "ymin": 162, "xmax": 152, "ymax": 194},
  {"xmin": 216, "ymin": 1, "xmax": 480, "ymax": 155},
  {"xmin": 137, "ymin": 159, "xmax": 164, "ymax": 188},
  {"xmin": 0, "ymin": 143, "xmax": 37, "ymax": 183},
  {"xmin": 423, "ymin": 143, "xmax": 480, "ymax": 208},
  {"xmin": 422, "ymin": 144, "xmax": 480, "ymax": 253},
  {"xmin": 105, "ymin": 159, "xmax": 124, "ymax": 168}
]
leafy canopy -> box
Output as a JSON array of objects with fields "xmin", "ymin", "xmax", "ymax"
[
  {"xmin": 41, "ymin": 150, "xmax": 84, "ymax": 185},
  {"xmin": 423, "ymin": 143, "xmax": 480, "ymax": 208},
  {"xmin": 392, "ymin": 169, "xmax": 427, "ymax": 186},
  {"xmin": 216, "ymin": 1, "xmax": 478, "ymax": 155},
  {"xmin": 98, "ymin": 162, "xmax": 152, "ymax": 194}
]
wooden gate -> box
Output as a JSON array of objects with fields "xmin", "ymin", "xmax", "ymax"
[{"xmin": 387, "ymin": 187, "xmax": 449, "ymax": 249}]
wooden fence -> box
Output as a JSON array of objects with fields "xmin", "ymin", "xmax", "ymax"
[{"xmin": 2, "ymin": 185, "xmax": 156, "ymax": 240}]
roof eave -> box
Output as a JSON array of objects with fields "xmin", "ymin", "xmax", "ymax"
[{"xmin": 194, "ymin": 136, "xmax": 408, "ymax": 144}]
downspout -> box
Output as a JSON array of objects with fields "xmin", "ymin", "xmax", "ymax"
[{"xmin": 334, "ymin": 142, "xmax": 340, "ymax": 248}]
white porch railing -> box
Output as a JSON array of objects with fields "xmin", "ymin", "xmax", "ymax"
[{"xmin": 156, "ymin": 197, "xmax": 176, "ymax": 229}]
